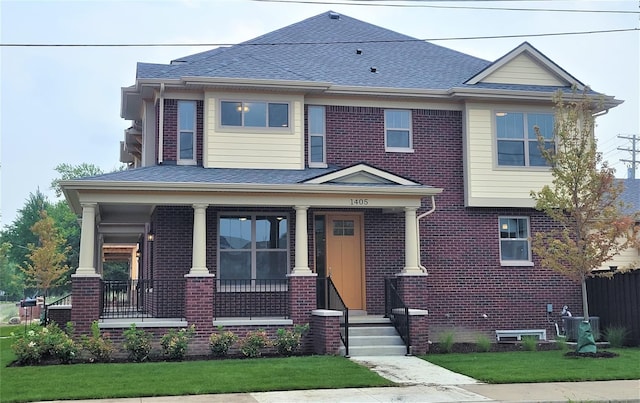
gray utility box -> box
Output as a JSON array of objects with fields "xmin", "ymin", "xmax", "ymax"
[{"xmin": 563, "ymin": 316, "xmax": 600, "ymax": 341}]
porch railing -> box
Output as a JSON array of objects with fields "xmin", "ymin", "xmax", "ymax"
[
  {"xmin": 43, "ymin": 293, "xmax": 72, "ymax": 324},
  {"xmin": 317, "ymin": 277, "xmax": 349, "ymax": 357},
  {"xmin": 214, "ymin": 279, "xmax": 289, "ymax": 319},
  {"xmin": 385, "ymin": 277, "xmax": 410, "ymax": 355},
  {"xmin": 101, "ymin": 279, "xmax": 185, "ymax": 320}
]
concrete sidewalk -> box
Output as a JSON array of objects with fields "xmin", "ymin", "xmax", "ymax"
[{"xmin": 40, "ymin": 356, "xmax": 640, "ymax": 403}]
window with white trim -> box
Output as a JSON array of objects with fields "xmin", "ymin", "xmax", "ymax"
[
  {"xmin": 499, "ymin": 216, "xmax": 532, "ymax": 265},
  {"xmin": 218, "ymin": 214, "xmax": 289, "ymax": 282},
  {"xmin": 385, "ymin": 109, "xmax": 412, "ymax": 152},
  {"xmin": 308, "ymin": 105, "xmax": 326, "ymax": 167},
  {"xmin": 178, "ymin": 101, "xmax": 196, "ymax": 164},
  {"xmin": 496, "ymin": 112, "xmax": 554, "ymax": 167},
  {"xmin": 220, "ymin": 101, "xmax": 289, "ymax": 128}
]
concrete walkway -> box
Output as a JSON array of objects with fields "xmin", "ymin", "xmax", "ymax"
[{"xmin": 40, "ymin": 356, "xmax": 640, "ymax": 403}]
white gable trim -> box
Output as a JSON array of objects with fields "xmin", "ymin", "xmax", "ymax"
[
  {"xmin": 304, "ymin": 163, "xmax": 419, "ymax": 186},
  {"xmin": 465, "ymin": 42, "xmax": 584, "ymax": 90}
]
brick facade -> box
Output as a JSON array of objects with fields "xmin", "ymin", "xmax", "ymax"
[{"xmin": 70, "ymin": 276, "xmax": 101, "ymax": 335}]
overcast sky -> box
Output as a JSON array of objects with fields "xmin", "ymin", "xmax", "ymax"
[{"xmin": 1, "ymin": 0, "xmax": 638, "ymax": 228}]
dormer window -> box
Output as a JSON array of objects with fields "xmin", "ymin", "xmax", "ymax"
[{"xmin": 221, "ymin": 101, "xmax": 289, "ymax": 128}]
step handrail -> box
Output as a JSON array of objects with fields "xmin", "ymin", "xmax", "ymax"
[{"xmin": 385, "ymin": 277, "xmax": 410, "ymax": 355}]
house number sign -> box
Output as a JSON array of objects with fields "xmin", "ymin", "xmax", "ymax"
[{"xmin": 350, "ymin": 198, "xmax": 369, "ymax": 206}]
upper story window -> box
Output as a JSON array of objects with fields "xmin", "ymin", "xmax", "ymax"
[
  {"xmin": 385, "ymin": 109, "xmax": 413, "ymax": 152},
  {"xmin": 308, "ymin": 106, "xmax": 326, "ymax": 167},
  {"xmin": 178, "ymin": 100, "xmax": 196, "ymax": 165},
  {"xmin": 499, "ymin": 216, "xmax": 533, "ymax": 266},
  {"xmin": 496, "ymin": 112, "xmax": 554, "ymax": 167},
  {"xmin": 221, "ymin": 101, "xmax": 289, "ymax": 128}
]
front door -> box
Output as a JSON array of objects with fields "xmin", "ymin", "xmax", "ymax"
[{"xmin": 326, "ymin": 214, "xmax": 365, "ymax": 310}]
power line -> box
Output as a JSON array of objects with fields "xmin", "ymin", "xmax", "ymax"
[
  {"xmin": 250, "ymin": 0, "xmax": 640, "ymax": 14},
  {"xmin": 2, "ymin": 27, "xmax": 637, "ymax": 47}
]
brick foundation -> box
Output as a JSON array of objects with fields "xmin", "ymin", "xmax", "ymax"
[{"xmin": 311, "ymin": 310, "xmax": 343, "ymax": 355}]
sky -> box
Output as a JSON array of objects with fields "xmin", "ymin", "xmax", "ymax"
[{"xmin": 1, "ymin": 0, "xmax": 638, "ymax": 229}]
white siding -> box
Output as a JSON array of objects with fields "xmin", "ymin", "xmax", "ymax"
[
  {"xmin": 465, "ymin": 104, "xmax": 553, "ymax": 207},
  {"xmin": 481, "ymin": 53, "xmax": 565, "ymax": 86},
  {"xmin": 204, "ymin": 93, "xmax": 304, "ymax": 169},
  {"xmin": 600, "ymin": 246, "xmax": 639, "ymax": 271}
]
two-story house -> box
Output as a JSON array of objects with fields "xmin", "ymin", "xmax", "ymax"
[{"xmin": 60, "ymin": 11, "xmax": 621, "ymax": 355}]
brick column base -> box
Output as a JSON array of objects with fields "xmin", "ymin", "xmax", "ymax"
[
  {"xmin": 287, "ymin": 274, "xmax": 317, "ymax": 324},
  {"xmin": 185, "ymin": 274, "xmax": 215, "ymax": 354},
  {"xmin": 312, "ymin": 309, "xmax": 342, "ymax": 355},
  {"xmin": 71, "ymin": 275, "xmax": 101, "ymax": 335},
  {"xmin": 409, "ymin": 312, "xmax": 429, "ymax": 354}
]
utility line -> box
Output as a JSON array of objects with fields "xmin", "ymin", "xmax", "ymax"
[
  {"xmin": 2, "ymin": 27, "xmax": 637, "ymax": 47},
  {"xmin": 250, "ymin": 0, "xmax": 640, "ymax": 14}
]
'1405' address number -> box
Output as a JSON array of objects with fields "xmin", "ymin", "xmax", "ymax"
[{"xmin": 350, "ymin": 198, "xmax": 369, "ymax": 206}]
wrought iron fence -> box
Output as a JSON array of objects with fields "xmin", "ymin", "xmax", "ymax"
[
  {"xmin": 385, "ymin": 277, "xmax": 410, "ymax": 355},
  {"xmin": 101, "ymin": 279, "xmax": 185, "ymax": 319},
  {"xmin": 214, "ymin": 279, "xmax": 289, "ymax": 319},
  {"xmin": 317, "ymin": 277, "xmax": 349, "ymax": 357}
]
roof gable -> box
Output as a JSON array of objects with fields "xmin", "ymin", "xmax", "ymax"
[
  {"xmin": 304, "ymin": 163, "xmax": 421, "ymax": 186},
  {"xmin": 465, "ymin": 42, "xmax": 584, "ymax": 90}
]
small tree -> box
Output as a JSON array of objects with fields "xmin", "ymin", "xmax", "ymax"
[
  {"xmin": 531, "ymin": 90, "xmax": 639, "ymax": 352},
  {"xmin": 19, "ymin": 211, "xmax": 71, "ymax": 299}
]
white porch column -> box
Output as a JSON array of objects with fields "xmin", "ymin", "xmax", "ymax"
[
  {"xmin": 401, "ymin": 206, "xmax": 424, "ymax": 275},
  {"xmin": 75, "ymin": 203, "xmax": 98, "ymax": 276},
  {"xmin": 189, "ymin": 203, "xmax": 210, "ymax": 275},
  {"xmin": 292, "ymin": 205, "xmax": 313, "ymax": 275}
]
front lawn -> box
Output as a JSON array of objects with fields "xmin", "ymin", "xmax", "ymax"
[{"xmin": 422, "ymin": 348, "xmax": 640, "ymax": 383}]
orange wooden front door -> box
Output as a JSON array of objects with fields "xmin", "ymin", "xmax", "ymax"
[{"xmin": 326, "ymin": 214, "xmax": 365, "ymax": 310}]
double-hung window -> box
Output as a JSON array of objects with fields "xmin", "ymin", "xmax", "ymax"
[
  {"xmin": 218, "ymin": 214, "xmax": 289, "ymax": 285},
  {"xmin": 308, "ymin": 106, "xmax": 326, "ymax": 167},
  {"xmin": 499, "ymin": 216, "xmax": 532, "ymax": 265},
  {"xmin": 496, "ymin": 111, "xmax": 554, "ymax": 167},
  {"xmin": 385, "ymin": 109, "xmax": 412, "ymax": 152},
  {"xmin": 178, "ymin": 101, "xmax": 196, "ymax": 164},
  {"xmin": 220, "ymin": 101, "xmax": 289, "ymax": 128}
]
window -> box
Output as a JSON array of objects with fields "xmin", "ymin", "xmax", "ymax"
[
  {"xmin": 308, "ymin": 106, "xmax": 326, "ymax": 167},
  {"xmin": 178, "ymin": 101, "xmax": 196, "ymax": 164},
  {"xmin": 218, "ymin": 214, "xmax": 289, "ymax": 282},
  {"xmin": 385, "ymin": 109, "xmax": 412, "ymax": 152},
  {"xmin": 499, "ymin": 217, "xmax": 532, "ymax": 265},
  {"xmin": 496, "ymin": 112, "xmax": 554, "ymax": 167},
  {"xmin": 220, "ymin": 101, "xmax": 289, "ymax": 128}
]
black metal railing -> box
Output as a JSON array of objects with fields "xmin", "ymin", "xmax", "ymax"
[
  {"xmin": 101, "ymin": 279, "xmax": 185, "ymax": 320},
  {"xmin": 385, "ymin": 277, "xmax": 410, "ymax": 355},
  {"xmin": 214, "ymin": 279, "xmax": 289, "ymax": 319},
  {"xmin": 317, "ymin": 277, "xmax": 350, "ymax": 357}
]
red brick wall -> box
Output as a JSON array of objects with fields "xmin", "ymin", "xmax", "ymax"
[
  {"xmin": 71, "ymin": 276, "xmax": 101, "ymax": 335},
  {"xmin": 312, "ymin": 314, "xmax": 342, "ymax": 355}
]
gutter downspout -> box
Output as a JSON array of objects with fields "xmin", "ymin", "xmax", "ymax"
[
  {"xmin": 417, "ymin": 195, "xmax": 436, "ymax": 272},
  {"xmin": 158, "ymin": 83, "xmax": 165, "ymax": 164}
]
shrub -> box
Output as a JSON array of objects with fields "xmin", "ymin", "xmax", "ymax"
[
  {"xmin": 439, "ymin": 330, "xmax": 455, "ymax": 353},
  {"xmin": 604, "ymin": 326, "xmax": 629, "ymax": 348},
  {"xmin": 81, "ymin": 321, "xmax": 113, "ymax": 362},
  {"xmin": 475, "ymin": 334, "xmax": 491, "ymax": 353},
  {"xmin": 239, "ymin": 329, "xmax": 270, "ymax": 358},
  {"xmin": 160, "ymin": 325, "xmax": 195, "ymax": 361},
  {"xmin": 11, "ymin": 322, "xmax": 77, "ymax": 365},
  {"xmin": 521, "ymin": 336, "xmax": 538, "ymax": 351},
  {"xmin": 123, "ymin": 324, "xmax": 153, "ymax": 362},
  {"xmin": 273, "ymin": 324, "xmax": 309, "ymax": 356},
  {"xmin": 209, "ymin": 326, "xmax": 238, "ymax": 357}
]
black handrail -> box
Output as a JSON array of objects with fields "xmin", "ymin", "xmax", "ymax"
[
  {"xmin": 385, "ymin": 277, "xmax": 410, "ymax": 355},
  {"xmin": 317, "ymin": 277, "xmax": 350, "ymax": 357}
]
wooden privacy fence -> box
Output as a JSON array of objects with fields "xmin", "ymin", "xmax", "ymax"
[{"xmin": 587, "ymin": 270, "xmax": 640, "ymax": 346}]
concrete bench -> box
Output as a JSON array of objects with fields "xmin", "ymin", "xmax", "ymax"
[{"xmin": 495, "ymin": 329, "xmax": 547, "ymax": 342}]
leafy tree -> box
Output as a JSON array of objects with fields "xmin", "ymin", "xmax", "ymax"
[
  {"xmin": 0, "ymin": 242, "xmax": 23, "ymax": 300},
  {"xmin": 19, "ymin": 211, "xmax": 71, "ymax": 299},
  {"xmin": 531, "ymin": 90, "xmax": 639, "ymax": 352},
  {"xmin": 50, "ymin": 163, "xmax": 104, "ymax": 198},
  {"xmin": 47, "ymin": 200, "xmax": 80, "ymax": 289}
]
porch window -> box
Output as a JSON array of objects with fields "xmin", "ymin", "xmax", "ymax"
[
  {"xmin": 499, "ymin": 216, "xmax": 532, "ymax": 266},
  {"xmin": 218, "ymin": 214, "xmax": 289, "ymax": 283}
]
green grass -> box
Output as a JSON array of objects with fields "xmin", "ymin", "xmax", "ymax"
[
  {"xmin": 422, "ymin": 348, "xmax": 640, "ymax": 383},
  {"xmin": 0, "ymin": 326, "xmax": 393, "ymax": 403}
]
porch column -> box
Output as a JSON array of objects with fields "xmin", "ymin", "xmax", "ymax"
[
  {"xmin": 75, "ymin": 203, "xmax": 98, "ymax": 276},
  {"xmin": 292, "ymin": 205, "xmax": 312, "ymax": 274},
  {"xmin": 401, "ymin": 206, "xmax": 423, "ymax": 275},
  {"xmin": 189, "ymin": 203, "xmax": 209, "ymax": 275}
]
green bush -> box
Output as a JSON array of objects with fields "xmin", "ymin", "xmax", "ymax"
[
  {"xmin": 439, "ymin": 330, "xmax": 455, "ymax": 353},
  {"xmin": 604, "ymin": 326, "xmax": 629, "ymax": 348},
  {"xmin": 11, "ymin": 322, "xmax": 77, "ymax": 365},
  {"xmin": 81, "ymin": 321, "xmax": 114, "ymax": 362},
  {"xmin": 475, "ymin": 334, "xmax": 491, "ymax": 352},
  {"xmin": 209, "ymin": 326, "xmax": 238, "ymax": 357},
  {"xmin": 274, "ymin": 324, "xmax": 309, "ymax": 356},
  {"xmin": 521, "ymin": 336, "xmax": 538, "ymax": 351},
  {"xmin": 239, "ymin": 329, "xmax": 270, "ymax": 358},
  {"xmin": 123, "ymin": 324, "xmax": 153, "ymax": 362},
  {"xmin": 161, "ymin": 325, "xmax": 195, "ymax": 361}
]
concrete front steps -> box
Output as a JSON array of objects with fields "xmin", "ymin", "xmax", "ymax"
[{"xmin": 339, "ymin": 315, "xmax": 408, "ymax": 356}]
